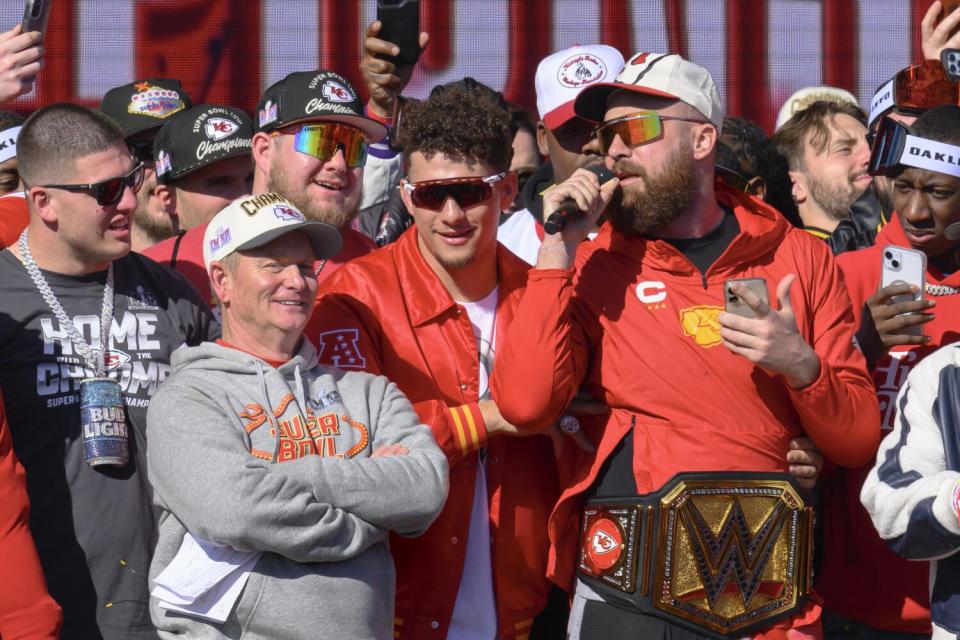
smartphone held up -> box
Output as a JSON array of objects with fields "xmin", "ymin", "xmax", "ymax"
[
  {"xmin": 21, "ymin": 0, "xmax": 52, "ymax": 42},
  {"xmin": 376, "ymin": 0, "xmax": 421, "ymax": 66}
]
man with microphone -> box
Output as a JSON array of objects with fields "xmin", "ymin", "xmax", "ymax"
[{"xmin": 492, "ymin": 52, "xmax": 879, "ymax": 638}]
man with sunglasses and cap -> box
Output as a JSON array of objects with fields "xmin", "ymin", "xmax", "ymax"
[
  {"xmin": 141, "ymin": 104, "xmax": 254, "ymax": 300},
  {"xmin": 147, "ymin": 70, "xmax": 387, "ymax": 307},
  {"xmin": 822, "ymin": 105, "xmax": 960, "ymax": 639},
  {"xmin": 498, "ymin": 44, "xmax": 625, "ymax": 265},
  {"xmin": 0, "ymin": 103, "xmax": 217, "ymax": 639},
  {"xmin": 99, "ymin": 77, "xmax": 193, "ymax": 253},
  {"xmin": 146, "ymin": 193, "xmax": 446, "ymax": 640},
  {"xmin": 309, "ymin": 78, "xmax": 567, "ymax": 640},
  {"xmin": 492, "ymin": 52, "xmax": 879, "ymax": 639}
]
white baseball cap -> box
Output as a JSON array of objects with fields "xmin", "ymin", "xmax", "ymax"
[
  {"xmin": 574, "ymin": 52, "xmax": 724, "ymax": 131},
  {"xmin": 535, "ymin": 44, "xmax": 625, "ymax": 130},
  {"xmin": 202, "ymin": 193, "xmax": 342, "ymax": 270},
  {"xmin": 775, "ymin": 86, "xmax": 860, "ymax": 131}
]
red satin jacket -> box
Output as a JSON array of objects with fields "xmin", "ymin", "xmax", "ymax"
[
  {"xmin": 492, "ymin": 184, "xmax": 881, "ymax": 638},
  {"xmin": 307, "ymin": 227, "xmax": 560, "ymax": 640}
]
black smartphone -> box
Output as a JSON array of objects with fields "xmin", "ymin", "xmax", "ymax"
[
  {"xmin": 376, "ymin": 0, "xmax": 421, "ymax": 66},
  {"xmin": 21, "ymin": 0, "xmax": 53, "ymax": 41}
]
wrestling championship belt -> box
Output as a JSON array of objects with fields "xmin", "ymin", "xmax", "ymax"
[{"xmin": 577, "ymin": 472, "xmax": 814, "ymax": 639}]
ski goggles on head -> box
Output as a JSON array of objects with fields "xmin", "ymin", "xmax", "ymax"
[
  {"xmin": 868, "ymin": 60, "xmax": 960, "ymax": 129},
  {"xmin": 271, "ymin": 122, "xmax": 369, "ymax": 167},
  {"xmin": 592, "ymin": 111, "xmax": 710, "ymax": 155},
  {"xmin": 402, "ymin": 173, "xmax": 507, "ymax": 211},
  {"xmin": 868, "ymin": 115, "xmax": 960, "ymax": 178}
]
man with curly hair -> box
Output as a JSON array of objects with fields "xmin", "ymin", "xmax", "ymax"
[{"xmin": 307, "ymin": 78, "xmax": 565, "ymax": 639}]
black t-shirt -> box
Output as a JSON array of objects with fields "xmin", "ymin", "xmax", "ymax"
[
  {"xmin": 587, "ymin": 209, "xmax": 739, "ymax": 499},
  {"xmin": 0, "ymin": 250, "xmax": 219, "ymax": 639}
]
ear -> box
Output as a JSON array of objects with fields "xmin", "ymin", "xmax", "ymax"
[
  {"xmin": 27, "ymin": 186, "xmax": 57, "ymax": 224},
  {"xmin": 749, "ymin": 176, "xmax": 767, "ymax": 200},
  {"xmin": 251, "ymin": 131, "xmax": 274, "ymax": 177},
  {"xmin": 535, "ymin": 121, "xmax": 550, "ymax": 157},
  {"xmin": 399, "ymin": 180, "xmax": 415, "ymax": 214},
  {"xmin": 788, "ymin": 169, "xmax": 807, "ymax": 204},
  {"xmin": 691, "ymin": 124, "xmax": 718, "ymax": 160},
  {"xmin": 496, "ymin": 171, "xmax": 519, "ymax": 212},
  {"xmin": 154, "ymin": 183, "xmax": 177, "ymax": 214},
  {"xmin": 209, "ymin": 262, "xmax": 232, "ymax": 306}
]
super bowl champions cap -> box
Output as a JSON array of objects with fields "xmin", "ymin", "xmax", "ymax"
[
  {"xmin": 535, "ymin": 44, "xmax": 625, "ymax": 130},
  {"xmin": 255, "ymin": 70, "xmax": 387, "ymax": 142},
  {"xmin": 153, "ymin": 104, "xmax": 254, "ymax": 184},
  {"xmin": 574, "ymin": 52, "xmax": 724, "ymax": 131},
  {"xmin": 203, "ymin": 193, "xmax": 342, "ymax": 271},
  {"xmin": 775, "ymin": 86, "xmax": 859, "ymax": 131},
  {"xmin": 99, "ymin": 78, "xmax": 192, "ymax": 138}
]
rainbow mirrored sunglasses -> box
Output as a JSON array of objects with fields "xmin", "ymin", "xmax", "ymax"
[
  {"xmin": 271, "ymin": 122, "xmax": 369, "ymax": 167},
  {"xmin": 592, "ymin": 111, "xmax": 709, "ymax": 154}
]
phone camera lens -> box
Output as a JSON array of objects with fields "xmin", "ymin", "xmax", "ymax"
[
  {"xmin": 884, "ymin": 250, "xmax": 893, "ymax": 259},
  {"xmin": 892, "ymin": 260, "xmax": 900, "ymax": 269}
]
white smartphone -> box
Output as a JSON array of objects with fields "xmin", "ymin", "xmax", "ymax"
[
  {"xmin": 880, "ymin": 245, "xmax": 927, "ymax": 337},
  {"xmin": 724, "ymin": 277, "xmax": 769, "ymax": 319}
]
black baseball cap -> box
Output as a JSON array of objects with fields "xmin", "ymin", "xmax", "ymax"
[
  {"xmin": 99, "ymin": 78, "xmax": 193, "ymax": 139},
  {"xmin": 153, "ymin": 104, "xmax": 254, "ymax": 184},
  {"xmin": 255, "ymin": 70, "xmax": 387, "ymax": 142}
]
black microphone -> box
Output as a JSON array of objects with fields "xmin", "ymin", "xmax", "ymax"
[{"xmin": 543, "ymin": 165, "xmax": 617, "ymax": 235}]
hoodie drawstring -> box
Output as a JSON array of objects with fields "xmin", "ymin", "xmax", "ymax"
[{"xmin": 254, "ymin": 361, "xmax": 282, "ymax": 464}]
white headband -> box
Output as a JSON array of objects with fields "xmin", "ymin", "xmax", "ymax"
[
  {"xmin": 0, "ymin": 126, "xmax": 21, "ymax": 164},
  {"xmin": 900, "ymin": 134, "xmax": 960, "ymax": 178},
  {"xmin": 868, "ymin": 80, "xmax": 895, "ymax": 129}
]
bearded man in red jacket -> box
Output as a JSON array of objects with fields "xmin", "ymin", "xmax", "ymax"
[{"xmin": 492, "ymin": 52, "xmax": 880, "ymax": 640}]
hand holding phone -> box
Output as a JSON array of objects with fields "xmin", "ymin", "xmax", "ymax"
[
  {"xmin": 724, "ymin": 277, "xmax": 769, "ymax": 319},
  {"xmin": 21, "ymin": 0, "xmax": 52, "ymax": 41},
  {"xmin": 872, "ymin": 245, "xmax": 931, "ymax": 340}
]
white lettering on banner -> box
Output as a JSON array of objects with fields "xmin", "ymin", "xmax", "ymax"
[
  {"xmin": 196, "ymin": 137, "xmax": 251, "ymax": 161},
  {"xmin": 868, "ymin": 79, "xmax": 895, "ymax": 127},
  {"xmin": 903, "ymin": 135, "xmax": 960, "ymax": 178}
]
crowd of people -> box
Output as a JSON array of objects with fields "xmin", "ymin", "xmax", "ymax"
[{"xmin": 5, "ymin": 2, "xmax": 960, "ymax": 639}]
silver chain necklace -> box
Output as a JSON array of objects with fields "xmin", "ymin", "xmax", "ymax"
[
  {"xmin": 17, "ymin": 229, "xmax": 115, "ymax": 376},
  {"xmin": 925, "ymin": 283, "xmax": 960, "ymax": 296}
]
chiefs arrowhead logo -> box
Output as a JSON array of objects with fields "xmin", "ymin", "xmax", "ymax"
[
  {"xmin": 103, "ymin": 350, "xmax": 132, "ymax": 371},
  {"xmin": 585, "ymin": 517, "xmax": 624, "ymax": 571},
  {"xmin": 680, "ymin": 305, "xmax": 724, "ymax": 348},
  {"xmin": 204, "ymin": 117, "xmax": 240, "ymax": 141}
]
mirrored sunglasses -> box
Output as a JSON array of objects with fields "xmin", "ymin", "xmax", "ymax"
[
  {"xmin": 593, "ymin": 111, "xmax": 709, "ymax": 154},
  {"xmin": 41, "ymin": 163, "xmax": 145, "ymax": 206},
  {"xmin": 716, "ymin": 165, "xmax": 759, "ymax": 194},
  {"xmin": 402, "ymin": 173, "xmax": 506, "ymax": 211},
  {"xmin": 271, "ymin": 122, "xmax": 368, "ymax": 167}
]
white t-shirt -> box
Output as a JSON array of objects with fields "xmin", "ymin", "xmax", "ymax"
[{"xmin": 448, "ymin": 287, "xmax": 499, "ymax": 640}]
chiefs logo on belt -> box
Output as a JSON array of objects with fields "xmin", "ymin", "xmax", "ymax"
[
  {"xmin": 585, "ymin": 517, "xmax": 624, "ymax": 571},
  {"xmin": 679, "ymin": 305, "xmax": 723, "ymax": 348}
]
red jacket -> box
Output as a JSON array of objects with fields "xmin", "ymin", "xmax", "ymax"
[
  {"xmin": 817, "ymin": 215, "xmax": 943, "ymax": 633},
  {"xmin": 143, "ymin": 223, "xmax": 376, "ymax": 305},
  {"xmin": 492, "ymin": 184, "xmax": 880, "ymax": 638},
  {"xmin": 0, "ymin": 390, "xmax": 62, "ymax": 639},
  {"xmin": 0, "ymin": 193, "xmax": 28, "ymax": 249},
  {"xmin": 307, "ymin": 227, "xmax": 560, "ymax": 640}
]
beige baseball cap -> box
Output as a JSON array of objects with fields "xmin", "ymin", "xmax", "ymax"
[
  {"xmin": 203, "ymin": 193, "xmax": 342, "ymax": 270},
  {"xmin": 574, "ymin": 52, "xmax": 724, "ymax": 131}
]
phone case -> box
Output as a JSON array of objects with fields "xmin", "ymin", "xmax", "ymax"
[
  {"xmin": 724, "ymin": 278, "xmax": 769, "ymax": 319},
  {"xmin": 880, "ymin": 245, "xmax": 926, "ymax": 337},
  {"xmin": 21, "ymin": 0, "xmax": 52, "ymax": 38},
  {"xmin": 377, "ymin": 0, "xmax": 421, "ymax": 65}
]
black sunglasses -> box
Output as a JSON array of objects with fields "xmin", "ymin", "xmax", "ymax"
[
  {"xmin": 129, "ymin": 140, "xmax": 155, "ymax": 164},
  {"xmin": 42, "ymin": 163, "xmax": 145, "ymax": 206}
]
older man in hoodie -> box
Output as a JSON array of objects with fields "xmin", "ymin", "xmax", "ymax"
[{"xmin": 145, "ymin": 193, "xmax": 448, "ymax": 640}]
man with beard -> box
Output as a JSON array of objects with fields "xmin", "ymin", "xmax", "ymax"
[
  {"xmin": 99, "ymin": 78, "xmax": 193, "ymax": 252},
  {"xmin": 148, "ymin": 70, "xmax": 387, "ymax": 305},
  {"xmin": 308, "ymin": 79, "xmax": 567, "ymax": 639},
  {"xmin": 772, "ymin": 101, "xmax": 873, "ymax": 241},
  {"xmin": 492, "ymin": 52, "xmax": 879, "ymax": 639}
]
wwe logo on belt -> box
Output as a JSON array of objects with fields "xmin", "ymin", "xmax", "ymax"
[{"xmin": 678, "ymin": 496, "xmax": 789, "ymax": 609}]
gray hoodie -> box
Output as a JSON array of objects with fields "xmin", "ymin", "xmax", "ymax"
[{"xmin": 146, "ymin": 340, "xmax": 448, "ymax": 639}]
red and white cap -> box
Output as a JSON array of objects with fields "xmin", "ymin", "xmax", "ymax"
[
  {"xmin": 574, "ymin": 52, "xmax": 724, "ymax": 131},
  {"xmin": 535, "ymin": 44, "xmax": 625, "ymax": 130}
]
